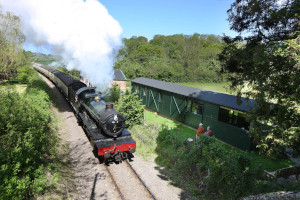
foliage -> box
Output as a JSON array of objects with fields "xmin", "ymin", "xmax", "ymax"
[
  {"xmin": 129, "ymin": 109, "xmax": 297, "ymax": 198},
  {"xmin": 114, "ymin": 91, "xmax": 144, "ymax": 127},
  {"xmin": 114, "ymin": 34, "xmax": 224, "ymax": 83},
  {"xmin": 110, "ymin": 82, "xmax": 121, "ymax": 103},
  {"xmin": 0, "ymin": 75, "xmax": 56, "ymax": 199},
  {"xmin": 156, "ymin": 127, "xmax": 265, "ymax": 199},
  {"xmin": 10, "ymin": 65, "xmax": 37, "ymax": 84},
  {"xmin": 0, "ymin": 9, "xmax": 30, "ymax": 82},
  {"xmin": 219, "ymin": 0, "xmax": 300, "ymax": 159},
  {"xmin": 30, "ymin": 52, "xmax": 60, "ymax": 65}
]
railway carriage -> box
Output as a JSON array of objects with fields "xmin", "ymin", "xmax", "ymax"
[{"xmin": 33, "ymin": 63, "xmax": 136, "ymax": 162}]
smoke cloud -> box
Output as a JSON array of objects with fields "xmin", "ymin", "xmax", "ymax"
[{"xmin": 0, "ymin": 0, "xmax": 123, "ymax": 90}]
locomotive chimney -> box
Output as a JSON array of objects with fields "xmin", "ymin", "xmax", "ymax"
[{"xmin": 106, "ymin": 102, "xmax": 114, "ymax": 109}]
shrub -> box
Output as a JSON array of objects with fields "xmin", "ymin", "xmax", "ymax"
[
  {"xmin": 10, "ymin": 65, "xmax": 38, "ymax": 84},
  {"xmin": 0, "ymin": 76, "xmax": 56, "ymax": 199},
  {"xmin": 156, "ymin": 127, "xmax": 264, "ymax": 199},
  {"xmin": 110, "ymin": 82, "xmax": 121, "ymax": 103},
  {"xmin": 114, "ymin": 91, "xmax": 144, "ymax": 126}
]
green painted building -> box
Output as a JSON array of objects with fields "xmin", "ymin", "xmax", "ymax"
[{"xmin": 132, "ymin": 77, "xmax": 255, "ymax": 151}]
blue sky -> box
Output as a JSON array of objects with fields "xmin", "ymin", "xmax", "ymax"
[{"xmin": 100, "ymin": 0, "xmax": 238, "ymax": 40}]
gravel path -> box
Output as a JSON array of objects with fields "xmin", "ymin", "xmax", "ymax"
[
  {"xmin": 40, "ymin": 73, "xmax": 183, "ymax": 200},
  {"xmin": 41, "ymin": 74, "xmax": 121, "ymax": 200}
]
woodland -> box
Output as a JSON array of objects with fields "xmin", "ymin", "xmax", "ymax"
[{"xmin": 114, "ymin": 34, "xmax": 224, "ymax": 83}]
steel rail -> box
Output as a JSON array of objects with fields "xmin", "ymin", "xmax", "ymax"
[
  {"xmin": 125, "ymin": 160, "xmax": 157, "ymax": 200},
  {"xmin": 104, "ymin": 165, "xmax": 125, "ymax": 200}
]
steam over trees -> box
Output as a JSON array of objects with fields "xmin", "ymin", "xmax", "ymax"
[
  {"xmin": 114, "ymin": 34, "xmax": 224, "ymax": 83},
  {"xmin": 0, "ymin": 7, "xmax": 30, "ymax": 82},
  {"xmin": 219, "ymin": 0, "xmax": 300, "ymax": 158}
]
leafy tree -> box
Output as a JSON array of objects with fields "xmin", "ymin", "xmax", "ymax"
[
  {"xmin": 115, "ymin": 91, "xmax": 144, "ymax": 126},
  {"xmin": 110, "ymin": 82, "xmax": 121, "ymax": 103},
  {"xmin": 115, "ymin": 34, "xmax": 224, "ymax": 83},
  {"xmin": 0, "ymin": 8, "xmax": 29, "ymax": 82},
  {"xmin": 219, "ymin": 0, "xmax": 300, "ymax": 158}
]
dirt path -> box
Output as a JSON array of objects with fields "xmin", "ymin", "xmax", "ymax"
[{"xmin": 40, "ymin": 73, "xmax": 184, "ymax": 200}]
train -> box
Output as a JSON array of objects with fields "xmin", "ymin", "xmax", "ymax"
[{"xmin": 33, "ymin": 63, "xmax": 136, "ymax": 162}]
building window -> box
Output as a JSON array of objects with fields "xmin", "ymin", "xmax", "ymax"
[
  {"xmin": 186, "ymin": 100, "xmax": 203, "ymax": 115},
  {"xmin": 218, "ymin": 106, "xmax": 249, "ymax": 129},
  {"xmin": 136, "ymin": 86, "xmax": 140, "ymax": 93},
  {"xmin": 143, "ymin": 88, "xmax": 147, "ymax": 96}
]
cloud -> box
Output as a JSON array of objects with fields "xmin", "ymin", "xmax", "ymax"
[{"xmin": 0, "ymin": 0, "xmax": 123, "ymax": 90}]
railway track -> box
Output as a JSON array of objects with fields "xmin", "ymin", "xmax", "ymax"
[{"xmin": 104, "ymin": 160, "xmax": 157, "ymax": 200}]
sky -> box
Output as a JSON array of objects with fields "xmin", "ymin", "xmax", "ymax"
[{"xmin": 99, "ymin": 0, "xmax": 238, "ymax": 40}]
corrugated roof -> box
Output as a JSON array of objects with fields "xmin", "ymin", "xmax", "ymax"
[
  {"xmin": 113, "ymin": 70, "xmax": 127, "ymax": 81},
  {"xmin": 132, "ymin": 77, "xmax": 255, "ymax": 113}
]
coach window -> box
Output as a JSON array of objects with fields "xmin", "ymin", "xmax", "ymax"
[
  {"xmin": 218, "ymin": 106, "xmax": 249, "ymax": 129},
  {"xmin": 191, "ymin": 101, "xmax": 203, "ymax": 115}
]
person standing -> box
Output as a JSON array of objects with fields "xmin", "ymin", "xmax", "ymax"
[
  {"xmin": 204, "ymin": 126, "xmax": 213, "ymax": 137},
  {"xmin": 196, "ymin": 123, "xmax": 205, "ymax": 141}
]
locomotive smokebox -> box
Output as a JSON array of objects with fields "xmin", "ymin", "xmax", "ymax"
[{"xmin": 98, "ymin": 102, "xmax": 125, "ymax": 137}]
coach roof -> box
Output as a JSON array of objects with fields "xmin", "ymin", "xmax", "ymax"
[{"xmin": 132, "ymin": 77, "xmax": 255, "ymax": 113}]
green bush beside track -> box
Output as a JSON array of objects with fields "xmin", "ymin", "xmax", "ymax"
[{"xmin": 0, "ymin": 67, "xmax": 57, "ymax": 199}]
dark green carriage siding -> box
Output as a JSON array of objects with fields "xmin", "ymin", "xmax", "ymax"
[
  {"xmin": 213, "ymin": 122, "xmax": 252, "ymax": 151},
  {"xmin": 184, "ymin": 112, "xmax": 203, "ymax": 128},
  {"xmin": 169, "ymin": 95, "xmax": 186, "ymax": 122},
  {"xmin": 159, "ymin": 92, "xmax": 171, "ymax": 116},
  {"xmin": 148, "ymin": 88, "xmax": 159, "ymax": 111},
  {"xmin": 131, "ymin": 81, "xmax": 252, "ymax": 151}
]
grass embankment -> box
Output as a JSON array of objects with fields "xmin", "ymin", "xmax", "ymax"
[
  {"xmin": 135, "ymin": 110, "xmax": 293, "ymax": 171},
  {"xmin": 129, "ymin": 110, "xmax": 299, "ymax": 199},
  {"xmin": 180, "ymin": 82, "xmax": 234, "ymax": 95},
  {"xmin": 0, "ymin": 67, "xmax": 76, "ymax": 199}
]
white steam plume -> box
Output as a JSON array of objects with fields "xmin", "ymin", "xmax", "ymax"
[{"xmin": 0, "ymin": 0, "xmax": 123, "ymax": 90}]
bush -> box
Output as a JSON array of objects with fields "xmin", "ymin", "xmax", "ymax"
[
  {"xmin": 0, "ymin": 76, "xmax": 56, "ymax": 199},
  {"xmin": 110, "ymin": 82, "xmax": 121, "ymax": 103},
  {"xmin": 10, "ymin": 65, "xmax": 38, "ymax": 84},
  {"xmin": 156, "ymin": 128, "xmax": 264, "ymax": 199},
  {"xmin": 114, "ymin": 91, "xmax": 144, "ymax": 127}
]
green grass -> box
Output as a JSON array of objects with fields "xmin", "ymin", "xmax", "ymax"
[
  {"xmin": 179, "ymin": 82, "xmax": 235, "ymax": 95},
  {"xmin": 0, "ymin": 84, "xmax": 28, "ymax": 94},
  {"xmin": 138, "ymin": 109, "xmax": 294, "ymax": 171}
]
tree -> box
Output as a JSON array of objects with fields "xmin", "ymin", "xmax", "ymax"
[
  {"xmin": 114, "ymin": 91, "xmax": 144, "ymax": 126},
  {"xmin": 110, "ymin": 82, "xmax": 121, "ymax": 103},
  {"xmin": 219, "ymin": 0, "xmax": 300, "ymax": 158},
  {"xmin": 0, "ymin": 8, "xmax": 29, "ymax": 82},
  {"xmin": 114, "ymin": 34, "xmax": 224, "ymax": 83}
]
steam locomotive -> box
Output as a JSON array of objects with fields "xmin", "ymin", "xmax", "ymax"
[{"xmin": 33, "ymin": 63, "xmax": 136, "ymax": 162}]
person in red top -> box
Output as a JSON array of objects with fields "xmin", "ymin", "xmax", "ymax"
[
  {"xmin": 196, "ymin": 123, "xmax": 205, "ymax": 142},
  {"xmin": 204, "ymin": 126, "xmax": 213, "ymax": 137}
]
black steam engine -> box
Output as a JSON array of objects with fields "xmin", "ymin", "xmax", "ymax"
[{"xmin": 33, "ymin": 64, "xmax": 136, "ymax": 162}]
